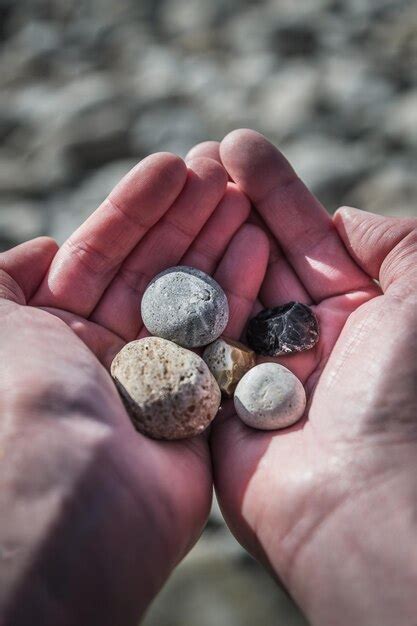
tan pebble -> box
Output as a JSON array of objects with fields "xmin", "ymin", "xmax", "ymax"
[
  {"xmin": 202, "ymin": 337, "xmax": 256, "ymax": 396},
  {"xmin": 111, "ymin": 337, "xmax": 221, "ymax": 440}
]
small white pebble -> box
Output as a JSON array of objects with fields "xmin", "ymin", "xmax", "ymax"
[{"xmin": 234, "ymin": 362, "xmax": 306, "ymax": 430}]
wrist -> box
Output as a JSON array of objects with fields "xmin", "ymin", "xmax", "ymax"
[{"xmin": 0, "ymin": 416, "xmax": 184, "ymax": 626}]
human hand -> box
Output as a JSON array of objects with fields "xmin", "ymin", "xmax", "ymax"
[
  {"xmin": 0, "ymin": 152, "xmax": 270, "ymax": 626},
  {"xmin": 188, "ymin": 130, "xmax": 417, "ymax": 626}
]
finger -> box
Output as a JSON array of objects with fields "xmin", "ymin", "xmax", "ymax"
[
  {"xmin": 247, "ymin": 210, "xmax": 311, "ymax": 306},
  {"xmin": 220, "ymin": 129, "xmax": 373, "ymax": 302},
  {"xmin": 181, "ymin": 183, "xmax": 250, "ymax": 274},
  {"xmin": 91, "ymin": 157, "xmax": 227, "ymax": 340},
  {"xmin": 187, "ymin": 140, "xmax": 312, "ymax": 306},
  {"xmin": 334, "ymin": 207, "xmax": 417, "ymax": 294},
  {"xmin": 40, "ymin": 307, "xmax": 124, "ymax": 369},
  {"xmin": 185, "ymin": 139, "xmax": 315, "ymax": 380},
  {"xmin": 186, "ymin": 140, "xmax": 310, "ymax": 308},
  {"xmin": 186, "ymin": 140, "xmax": 222, "ymax": 163},
  {"xmin": 0, "ymin": 237, "xmax": 58, "ymax": 304},
  {"xmin": 129, "ymin": 433, "xmax": 212, "ymax": 584},
  {"xmin": 32, "ymin": 153, "xmax": 188, "ymax": 316},
  {"xmin": 260, "ymin": 246, "xmax": 312, "ymax": 307},
  {"xmin": 214, "ymin": 224, "xmax": 269, "ymax": 340}
]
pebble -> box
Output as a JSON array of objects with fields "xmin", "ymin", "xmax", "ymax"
[
  {"xmin": 141, "ymin": 266, "xmax": 229, "ymax": 348},
  {"xmin": 110, "ymin": 337, "xmax": 221, "ymax": 440},
  {"xmin": 246, "ymin": 302, "xmax": 319, "ymax": 356},
  {"xmin": 234, "ymin": 363, "xmax": 306, "ymax": 430},
  {"xmin": 202, "ymin": 337, "xmax": 256, "ymax": 396}
]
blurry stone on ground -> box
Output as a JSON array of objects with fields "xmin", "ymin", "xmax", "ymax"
[
  {"xmin": 1, "ymin": 0, "xmax": 416, "ymax": 251},
  {"xmin": 348, "ymin": 161, "xmax": 417, "ymax": 217},
  {"xmin": 283, "ymin": 135, "xmax": 374, "ymax": 211},
  {"xmin": 383, "ymin": 90, "xmax": 417, "ymax": 148},
  {"xmin": 48, "ymin": 159, "xmax": 138, "ymax": 244},
  {"xmin": 0, "ymin": 199, "xmax": 43, "ymax": 249},
  {"xmin": 142, "ymin": 529, "xmax": 309, "ymax": 626}
]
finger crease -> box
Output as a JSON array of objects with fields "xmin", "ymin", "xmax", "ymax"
[
  {"xmin": 117, "ymin": 266, "xmax": 152, "ymax": 298},
  {"xmin": 105, "ymin": 196, "xmax": 150, "ymax": 232},
  {"xmin": 257, "ymin": 174, "xmax": 301, "ymax": 206},
  {"xmin": 226, "ymin": 288, "xmax": 256, "ymax": 307},
  {"xmin": 186, "ymin": 246, "xmax": 219, "ymax": 265},
  {"xmin": 287, "ymin": 224, "xmax": 336, "ymax": 258},
  {"xmin": 163, "ymin": 215, "xmax": 198, "ymax": 241},
  {"xmin": 65, "ymin": 238, "xmax": 119, "ymax": 277},
  {"xmin": 316, "ymin": 283, "xmax": 379, "ymax": 305}
]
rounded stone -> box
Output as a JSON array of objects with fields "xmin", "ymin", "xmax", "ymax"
[
  {"xmin": 202, "ymin": 337, "xmax": 256, "ymax": 396},
  {"xmin": 141, "ymin": 266, "xmax": 229, "ymax": 348},
  {"xmin": 234, "ymin": 363, "xmax": 306, "ymax": 430},
  {"xmin": 246, "ymin": 301, "xmax": 319, "ymax": 356},
  {"xmin": 110, "ymin": 337, "xmax": 221, "ymax": 440}
]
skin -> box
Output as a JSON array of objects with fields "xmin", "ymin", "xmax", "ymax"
[
  {"xmin": 0, "ymin": 130, "xmax": 416, "ymax": 626},
  {"xmin": 192, "ymin": 131, "xmax": 417, "ymax": 626}
]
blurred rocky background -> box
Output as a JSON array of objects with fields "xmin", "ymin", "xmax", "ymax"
[{"xmin": 0, "ymin": 0, "xmax": 416, "ymax": 623}]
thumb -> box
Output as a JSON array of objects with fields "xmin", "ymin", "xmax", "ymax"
[
  {"xmin": 334, "ymin": 207, "xmax": 417, "ymax": 294},
  {"xmin": 0, "ymin": 237, "xmax": 58, "ymax": 304}
]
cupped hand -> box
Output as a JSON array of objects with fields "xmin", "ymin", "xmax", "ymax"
[
  {"xmin": 0, "ymin": 152, "xmax": 270, "ymax": 625},
  {"xmin": 188, "ymin": 131, "xmax": 417, "ymax": 626}
]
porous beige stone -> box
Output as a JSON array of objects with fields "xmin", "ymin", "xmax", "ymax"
[
  {"xmin": 111, "ymin": 337, "xmax": 221, "ymax": 440},
  {"xmin": 202, "ymin": 337, "xmax": 256, "ymax": 396}
]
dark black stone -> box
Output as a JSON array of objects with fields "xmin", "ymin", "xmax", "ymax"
[{"xmin": 246, "ymin": 302, "xmax": 319, "ymax": 356}]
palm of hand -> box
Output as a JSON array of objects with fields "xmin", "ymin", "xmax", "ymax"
[
  {"xmin": 196, "ymin": 132, "xmax": 417, "ymax": 618},
  {"xmin": 2, "ymin": 132, "xmax": 415, "ymax": 621},
  {"xmin": 0, "ymin": 149, "xmax": 271, "ymax": 592}
]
